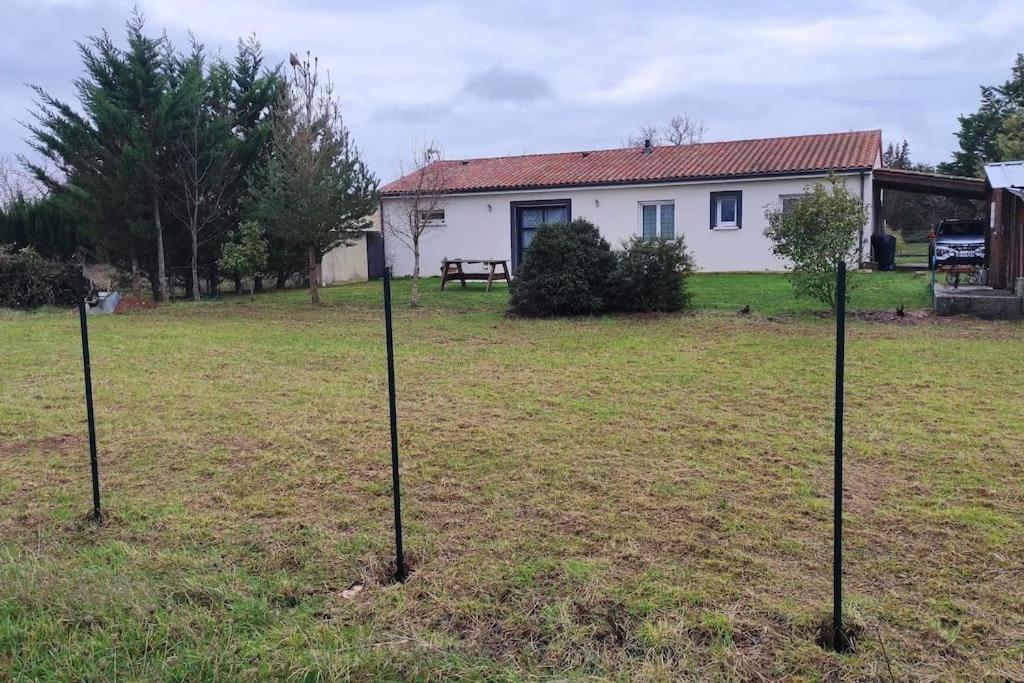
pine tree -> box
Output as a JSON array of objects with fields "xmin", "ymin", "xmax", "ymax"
[
  {"xmin": 121, "ymin": 12, "xmax": 176, "ymax": 301},
  {"xmin": 25, "ymin": 28, "xmax": 146, "ymax": 294},
  {"xmin": 25, "ymin": 13, "xmax": 178, "ymax": 300},
  {"xmin": 249, "ymin": 53, "xmax": 378, "ymax": 305},
  {"xmin": 942, "ymin": 54, "xmax": 1024, "ymax": 177}
]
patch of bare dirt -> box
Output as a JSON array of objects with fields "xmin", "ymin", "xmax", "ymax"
[
  {"xmin": 815, "ymin": 617, "xmax": 864, "ymax": 653},
  {"xmin": 853, "ymin": 309, "xmax": 933, "ymax": 324},
  {"xmin": 817, "ymin": 309, "xmax": 935, "ymax": 324},
  {"xmin": 0, "ymin": 433, "xmax": 83, "ymax": 458},
  {"xmin": 115, "ymin": 296, "xmax": 158, "ymax": 313}
]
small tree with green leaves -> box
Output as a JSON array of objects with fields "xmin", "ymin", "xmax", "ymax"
[
  {"xmin": 764, "ymin": 175, "xmax": 868, "ymax": 312},
  {"xmin": 219, "ymin": 220, "xmax": 268, "ymax": 301}
]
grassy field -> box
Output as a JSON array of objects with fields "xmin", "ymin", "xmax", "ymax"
[{"xmin": 1, "ymin": 272, "xmax": 1022, "ymax": 680}]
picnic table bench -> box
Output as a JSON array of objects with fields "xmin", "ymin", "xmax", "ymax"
[{"xmin": 440, "ymin": 258, "xmax": 511, "ymax": 292}]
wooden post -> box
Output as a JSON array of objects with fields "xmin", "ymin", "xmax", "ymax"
[{"xmin": 991, "ymin": 189, "xmax": 1006, "ymax": 289}]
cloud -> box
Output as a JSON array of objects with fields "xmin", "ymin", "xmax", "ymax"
[
  {"xmin": 462, "ymin": 66, "xmax": 553, "ymax": 104},
  {"xmin": 374, "ymin": 101, "xmax": 452, "ymax": 125},
  {"xmin": 1, "ymin": 0, "xmax": 1023, "ymax": 180}
]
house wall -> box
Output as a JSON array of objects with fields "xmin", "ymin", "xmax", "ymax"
[
  {"xmin": 383, "ymin": 171, "xmax": 875, "ymax": 276},
  {"xmin": 321, "ymin": 233, "xmax": 369, "ymax": 285}
]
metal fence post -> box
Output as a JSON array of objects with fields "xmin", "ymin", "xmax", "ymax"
[
  {"xmin": 833, "ymin": 260, "xmax": 846, "ymax": 651},
  {"xmin": 383, "ymin": 265, "xmax": 407, "ymax": 582},
  {"xmin": 78, "ymin": 294, "xmax": 102, "ymax": 521}
]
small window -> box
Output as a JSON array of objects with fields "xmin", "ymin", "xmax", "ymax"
[
  {"xmin": 709, "ymin": 191, "xmax": 742, "ymax": 230},
  {"xmin": 780, "ymin": 194, "xmax": 806, "ymax": 214},
  {"xmin": 639, "ymin": 201, "xmax": 675, "ymax": 239},
  {"xmin": 420, "ymin": 209, "xmax": 445, "ymax": 225}
]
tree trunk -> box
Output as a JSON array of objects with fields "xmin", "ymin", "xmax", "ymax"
[
  {"xmin": 308, "ymin": 244, "xmax": 320, "ymax": 305},
  {"xmin": 249, "ymin": 280, "xmax": 255, "ymax": 302},
  {"xmin": 254, "ymin": 275, "xmax": 264, "ymax": 293},
  {"xmin": 190, "ymin": 229, "xmax": 200, "ymax": 302},
  {"xmin": 154, "ymin": 193, "xmax": 169, "ymax": 303},
  {"xmin": 276, "ymin": 270, "xmax": 288, "ymax": 289},
  {"xmin": 410, "ymin": 241, "xmax": 420, "ymax": 307},
  {"xmin": 233, "ymin": 273, "xmax": 242, "ymax": 294},
  {"xmin": 130, "ymin": 253, "xmax": 142, "ymax": 300},
  {"xmin": 208, "ymin": 264, "xmax": 219, "ymax": 296}
]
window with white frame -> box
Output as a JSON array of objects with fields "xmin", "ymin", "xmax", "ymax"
[
  {"xmin": 419, "ymin": 209, "xmax": 445, "ymax": 225},
  {"xmin": 639, "ymin": 201, "xmax": 675, "ymax": 239},
  {"xmin": 709, "ymin": 191, "xmax": 742, "ymax": 230}
]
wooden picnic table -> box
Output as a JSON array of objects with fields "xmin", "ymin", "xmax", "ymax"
[{"xmin": 440, "ymin": 258, "xmax": 511, "ymax": 292}]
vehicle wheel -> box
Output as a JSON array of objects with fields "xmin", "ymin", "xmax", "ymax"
[{"xmin": 966, "ymin": 269, "xmax": 982, "ymax": 285}]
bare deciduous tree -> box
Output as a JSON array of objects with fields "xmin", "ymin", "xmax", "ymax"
[
  {"xmin": 0, "ymin": 155, "xmax": 31, "ymax": 208},
  {"xmin": 168, "ymin": 45, "xmax": 236, "ymax": 301},
  {"xmin": 385, "ymin": 141, "xmax": 450, "ymax": 307},
  {"xmin": 625, "ymin": 114, "xmax": 707, "ymax": 148}
]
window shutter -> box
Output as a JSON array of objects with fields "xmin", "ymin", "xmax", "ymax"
[
  {"xmin": 709, "ymin": 195, "xmax": 717, "ymax": 228},
  {"xmin": 660, "ymin": 203, "xmax": 675, "ymax": 239}
]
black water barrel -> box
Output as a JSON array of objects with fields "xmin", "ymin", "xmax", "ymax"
[
  {"xmin": 366, "ymin": 232, "xmax": 385, "ymax": 279},
  {"xmin": 872, "ymin": 234, "xmax": 896, "ymax": 271}
]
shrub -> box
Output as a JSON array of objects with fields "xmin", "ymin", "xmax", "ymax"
[
  {"xmin": 220, "ymin": 221, "xmax": 269, "ymax": 301},
  {"xmin": 0, "ymin": 244, "xmax": 82, "ymax": 310},
  {"xmin": 610, "ymin": 236, "xmax": 694, "ymax": 312},
  {"xmin": 509, "ymin": 219, "xmax": 616, "ymax": 317},
  {"xmin": 763, "ymin": 175, "xmax": 868, "ymax": 311}
]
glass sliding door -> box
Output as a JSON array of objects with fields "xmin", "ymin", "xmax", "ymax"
[{"xmin": 512, "ymin": 201, "xmax": 570, "ymax": 270}]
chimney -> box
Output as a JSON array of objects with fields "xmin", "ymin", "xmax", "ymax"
[{"xmin": 643, "ymin": 139, "xmax": 653, "ymax": 154}]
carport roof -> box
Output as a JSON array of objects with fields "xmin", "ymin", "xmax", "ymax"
[
  {"xmin": 873, "ymin": 167, "xmax": 987, "ymax": 199},
  {"xmin": 985, "ymin": 160, "xmax": 1024, "ymax": 190}
]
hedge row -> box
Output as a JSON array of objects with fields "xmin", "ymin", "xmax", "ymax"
[
  {"xmin": 509, "ymin": 219, "xmax": 694, "ymax": 317},
  {"xmin": 0, "ymin": 244, "xmax": 82, "ymax": 310}
]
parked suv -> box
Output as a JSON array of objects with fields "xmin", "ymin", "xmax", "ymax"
[{"xmin": 930, "ymin": 219, "xmax": 986, "ymax": 267}]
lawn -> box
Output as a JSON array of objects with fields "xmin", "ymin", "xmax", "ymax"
[{"xmin": 1, "ymin": 272, "xmax": 1022, "ymax": 680}]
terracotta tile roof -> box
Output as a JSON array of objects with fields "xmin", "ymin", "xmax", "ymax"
[{"xmin": 381, "ymin": 130, "xmax": 881, "ymax": 195}]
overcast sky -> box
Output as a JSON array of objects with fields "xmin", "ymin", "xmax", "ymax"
[{"xmin": 1, "ymin": 0, "xmax": 1022, "ymax": 182}]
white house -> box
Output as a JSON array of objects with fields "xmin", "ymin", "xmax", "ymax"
[{"xmin": 377, "ymin": 129, "xmax": 882, "ymax": 277}]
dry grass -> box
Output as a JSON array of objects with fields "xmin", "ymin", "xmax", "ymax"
[{"xmin": 1, "ymin": 274, "xmax": 1022, "ymax": 681}]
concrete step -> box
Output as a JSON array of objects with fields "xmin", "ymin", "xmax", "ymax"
[{"xmin": 933, "ymin": 285, "xmax": 1023, "ymax": 319}]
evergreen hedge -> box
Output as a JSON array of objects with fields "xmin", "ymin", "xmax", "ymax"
[
  {"xmin": 0, "ymin": 244, "xmax": 82, "ymax": 310},
  {"xmin": 509, "ymin": 220, "xmax": 694, "ymax": 317}
]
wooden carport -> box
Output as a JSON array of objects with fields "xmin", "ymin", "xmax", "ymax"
[
  {"xmin": 868, "ymin": 167, "xmax": 988, "ymax": 269},
  {"xmin": 872, "ymin": 168, "xmax": 988, "ymax": 201},
  {"xmin": 985, "ymin": 162, "xmax": 1024, "ymax": 291}
]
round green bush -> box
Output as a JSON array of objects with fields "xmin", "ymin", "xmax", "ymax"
[
  {"xmin": 610, "ymin": 236, "xmax": 695, "ymax": 313},
  {"xmin": 509, "ymin": 219, "xmax": 616, "ymax": 317}
]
